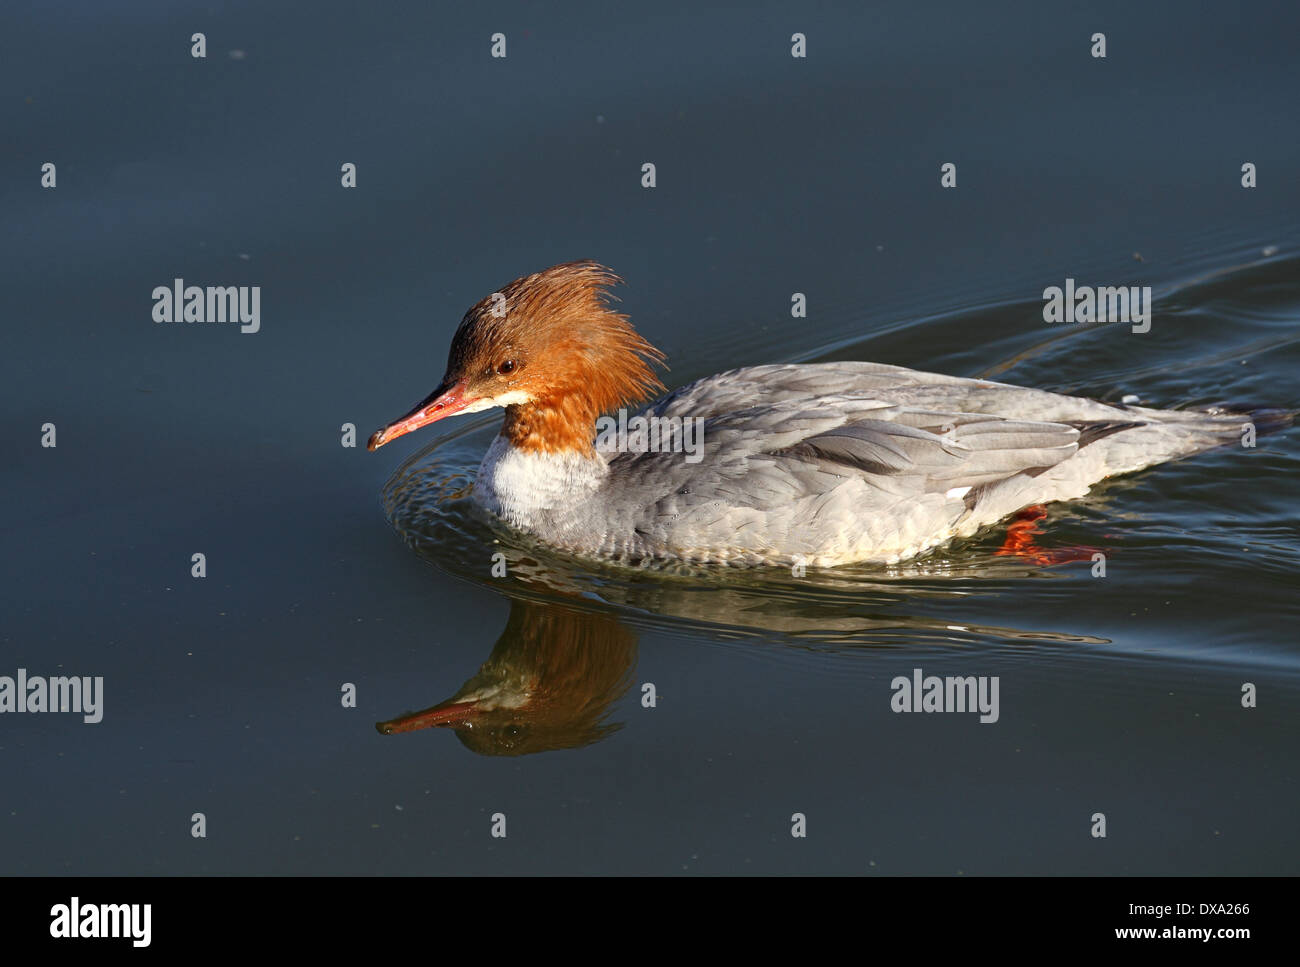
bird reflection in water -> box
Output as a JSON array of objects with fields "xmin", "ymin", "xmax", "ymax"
[{"xmin": 376, "ymin": 598, "xmax": 636, "ymax": 756}]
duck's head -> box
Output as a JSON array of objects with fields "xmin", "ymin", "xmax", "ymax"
[{"xmin": 367, "ymin": 261, "xmax": 665, "ymax": 455}]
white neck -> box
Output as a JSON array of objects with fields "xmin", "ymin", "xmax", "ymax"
[{"xmin": 472, "ymin": 434, "xmax": 608, "ymax": 531}]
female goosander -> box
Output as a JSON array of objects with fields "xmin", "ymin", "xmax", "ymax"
[{"xmin": 368, "ymin": 261, "xmax": 1258, "ymax": 567}]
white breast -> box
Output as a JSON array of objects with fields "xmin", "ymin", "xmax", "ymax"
[{"xmin": 472, "ymin": 435, "xmax": 608, "ymax": 530}]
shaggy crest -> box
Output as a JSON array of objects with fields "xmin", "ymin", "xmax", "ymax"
[{"xmin": 449, "ymin": 261, "xmax": 667, "ymax": 453}]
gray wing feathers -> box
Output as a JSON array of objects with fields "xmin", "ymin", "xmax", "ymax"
[
  {"xmin": 648, "ymin": 362, "xmax": 1127, "ymax": 424},
  {"xmin": 773, "ymin": 417, "xmax": 1080, "ymax": 489}
]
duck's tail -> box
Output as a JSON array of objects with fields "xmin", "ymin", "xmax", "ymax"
[{"xmin": 1125, "ymin": 402, "xmax": 1293, "ymax": 449}]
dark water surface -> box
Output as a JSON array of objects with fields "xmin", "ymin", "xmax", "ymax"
[{"xmin": 4, "ymin": 1, "xmax": 1298, "ymax": 874}]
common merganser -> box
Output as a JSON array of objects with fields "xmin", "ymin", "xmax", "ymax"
[{"xmin": 368, "ymin": 261, "xmax": 1265, "ymax": 567}]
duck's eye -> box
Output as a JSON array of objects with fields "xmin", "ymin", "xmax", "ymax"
[{"xmin": 497, "ymin": 359, "xmax": 517, "ymax": 375}]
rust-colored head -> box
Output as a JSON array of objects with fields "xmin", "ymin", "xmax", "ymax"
[{"xmin": 367, "ymin": 261, "xmax": 666, "ymax": 454}]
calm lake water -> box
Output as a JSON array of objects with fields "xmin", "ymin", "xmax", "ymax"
[{"xmin": 3, "ymin": 0, "xmax": 1298, "ymax": 874}]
